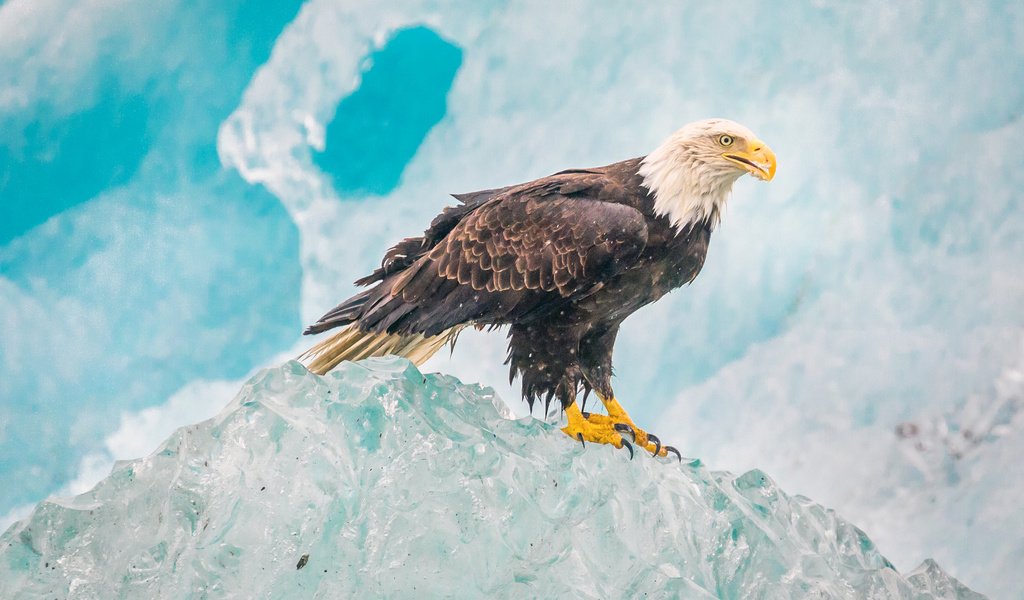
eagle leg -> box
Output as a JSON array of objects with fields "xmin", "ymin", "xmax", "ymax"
[{"xmin": 584, "ymin": 395, "xmax": 677, "ymax": 460}]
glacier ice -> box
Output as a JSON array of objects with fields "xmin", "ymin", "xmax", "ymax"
[
  {"xmin": 1, "ymin": 1, "xmax": 1022, "ymax": 597},
  {"xmin": 0, "ymin": 359, "xmax": 985, "ymax": 599},
  {"xmin": 216, "ymin": 3, "xmax": 1024, "ymax": 596},
  {"xmin": 0, "ymin": 0, "xmax": 304, "ymax": 513}
]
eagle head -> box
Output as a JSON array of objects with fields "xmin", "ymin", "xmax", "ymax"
[{"xmin": 638, "ymin": 118, "xmax": 776, "ymax": 231}]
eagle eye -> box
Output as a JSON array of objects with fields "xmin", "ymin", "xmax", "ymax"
[{"xmin": 718, "ymin": 134, "xmax": 734, "ymax": 147}]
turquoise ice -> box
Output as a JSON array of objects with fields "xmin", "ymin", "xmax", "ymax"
[
  {"xmin": 0, "ymin": 0, "xmax": 305, "ymax": 512},
  {"xmin": 0, "ymin": 359, "xmax": 985, "ymax": 599},
  {"xmin": 1, "ymin": 1, "xmax": 1022, "ymax": 596}
]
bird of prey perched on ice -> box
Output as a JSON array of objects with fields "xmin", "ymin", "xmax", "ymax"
[{"xmin": 301, "ymin": 118, "xmax": 776, "ymax": 459}]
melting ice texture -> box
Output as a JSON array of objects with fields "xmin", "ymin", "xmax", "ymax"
[
  {"xmin": 1, "ymin": 1, "xmax": 1023, "ymax": 597},
  {"xmin": 0, "ymin": 360, "xmax": 987, "ymax": 599}
]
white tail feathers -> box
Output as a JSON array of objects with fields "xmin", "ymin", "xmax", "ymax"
[{"xmin": 299, "ymin": 325, "xmax": 463, "ymax": 375}]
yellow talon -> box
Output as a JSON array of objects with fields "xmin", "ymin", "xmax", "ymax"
[
  {"xmin": 560, "ymin": 398, "xmax": 671, "ymax": 458},
  {"xmin": 561, "ymin": 402, "xmax": 627, "ymax": 449},
  {"xmin": 600, "ymin": 397, "xmax": 667, "ymax": 457}
]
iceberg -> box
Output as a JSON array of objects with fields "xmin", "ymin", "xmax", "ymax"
[
  {"xmin": 2, "ymin": 0, "xmax": 1022, "ymax": 595},
  {"xmin": 0, "ymin": 359, "xmax": 984, "ymax": 598}
]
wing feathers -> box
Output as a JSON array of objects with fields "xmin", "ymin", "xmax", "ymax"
[
  {"xmin": 395, "ymin": 193, "xmax": 646, "ymax": 331},
  {"xmin": 309, "ymin": 167, "xmax": 649, "ymax": 337}
]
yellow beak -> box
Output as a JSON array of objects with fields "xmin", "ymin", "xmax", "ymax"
[{"xmin": 722, "ymin": 139, "xmax": 776, "ymax": 181}]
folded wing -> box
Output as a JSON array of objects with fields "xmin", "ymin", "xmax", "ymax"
[{"xmin": 307, "ymin": 172, "xmax": 649, "ymax": 337}]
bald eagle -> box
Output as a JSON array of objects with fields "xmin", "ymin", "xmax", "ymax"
[{"xmin": 302, "ymin": 119, "xmax": 776, "ymax": 459}]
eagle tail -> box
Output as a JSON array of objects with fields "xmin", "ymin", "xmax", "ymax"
[{"xmin": 299, "ymin": 324, "xmax": 463, "ymax": 375}]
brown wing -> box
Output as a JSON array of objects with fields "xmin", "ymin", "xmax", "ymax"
[
  {"xmin": 348, "ymin": 174, "xmax": 648, "ymax": 336},
  {"xmin": 352, "ymin": 186, "xmax": 515, "ymax": 288},
  {"xmin": 429, "ymin": 195, "xmax": 644, "ymax": 297}
]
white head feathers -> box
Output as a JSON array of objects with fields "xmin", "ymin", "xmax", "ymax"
[{"xmin": 638, "ymin": 119, "xmax": 774, "ymax": 232}]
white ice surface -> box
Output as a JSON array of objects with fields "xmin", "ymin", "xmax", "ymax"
[{"xmin": 0, "ymin": 360, "xmax": 986, "ymax": 599}]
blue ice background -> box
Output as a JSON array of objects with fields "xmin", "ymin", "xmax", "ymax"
[
  {"xmin": 1, "ymin": 1, "xmax": 1023, "ymax": 596},
  {"xmin": 314, "ymin": 27, "xmax": 462, "ymax": 196},
  {"xmin": 1, "ymin": 0, "xmax": 305, "ymax": 509}
]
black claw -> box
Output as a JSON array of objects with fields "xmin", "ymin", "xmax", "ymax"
[
  {"xmin": 613, "ymin": 422, "xmax": 636, "ymax": 441},
  {"xmin": 665, "ymin": 445, "xmax": 682, "ymax": 462},
  {"xmin": 621, "ymin": 439, "xmax": 634, "ymax": 460},
  {"xmin": 582, "ymin": 411, "xmax": 591, "ymax": 419},
  {"xmin": 647, "ymin": 433, "xmax": 662, "ymax": 457},
  {"xmin": 576, "ymin": 433, "xmax": 585, "ymax": 447}
]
